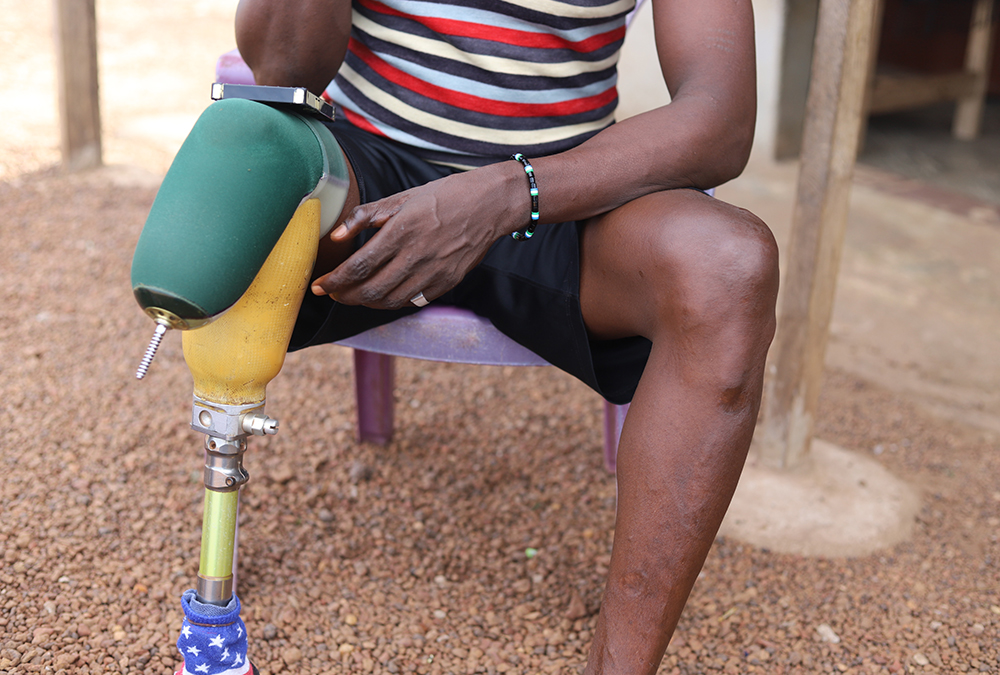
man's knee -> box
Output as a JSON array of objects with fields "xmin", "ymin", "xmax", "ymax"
[
  {"xmin": 646, "ymin": 202, "xmax": 778, "ymax": 410},
  {"xmin": 581, "ymin": 192, "xmax": 778, "ymax": 350},
  {"xmin": 706, "ymin": 206, "xmax": 780, "ymax": 324},
  {"xmin": 644, "ymin": 199, "xmax": 778, "ymax": 331}
]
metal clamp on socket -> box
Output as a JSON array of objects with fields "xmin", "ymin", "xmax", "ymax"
[
  {"xmin": 204, "ymin": 436, "xmax": 250, "ymax": 492},
  {"xmin": 191, "ymin": 398, "xmax": 279, "ymax": 440}
]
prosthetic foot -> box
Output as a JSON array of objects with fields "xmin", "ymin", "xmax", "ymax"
[{"xmin": 130, "ymin": 92, "xmax": 348, "ymax": 675}]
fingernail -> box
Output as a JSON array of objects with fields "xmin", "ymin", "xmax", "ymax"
[
  {"xmin": 332, "ymin": 224, "xmax": 348, "ymax": 238},
  {"xmin": 311, "ymin": 284, "xmax": 324, "ymax": 296}
]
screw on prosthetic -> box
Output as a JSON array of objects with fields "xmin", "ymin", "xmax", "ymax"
[{"xmin": 129, "ymin": 92, "xmax": 349, "ymax": 675}]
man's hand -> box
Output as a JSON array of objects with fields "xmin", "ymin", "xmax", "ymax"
[{"xmin": 310, "ymin": 163, "xmax": 526, "ymax": 309}]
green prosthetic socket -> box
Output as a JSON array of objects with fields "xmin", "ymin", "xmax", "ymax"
[{"xmin": 131, "ymin": 97, "xmax": 348, "ymax": 328}]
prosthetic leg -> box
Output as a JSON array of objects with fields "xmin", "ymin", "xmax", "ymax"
[{"xmin": 130, "ymin": 92, "xmax": 348, "ymax": 674}]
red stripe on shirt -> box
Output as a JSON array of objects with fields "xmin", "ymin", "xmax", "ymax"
[
  {"xmin": 358, "ymin": 0, "xmax": 625, "ymax": 53},
  {"xmin": 343, "ymin": 107, "xmax": 386, "ymax": 136},
  {"xmin": 350, "ymin": 39, "xmax": 617, "ymax": 117}
]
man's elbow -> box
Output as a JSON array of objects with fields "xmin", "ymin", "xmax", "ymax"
[
  {"xmin": 702, "ymin": 111, "xmax": 755, "ymax": 188},
  {"xmin": 721, "ymin": 121, "xmax": 755, "ymax": 183},
  {"xmin": 234, "ymin": 0, "xmax": 347, "ymax": 94}
]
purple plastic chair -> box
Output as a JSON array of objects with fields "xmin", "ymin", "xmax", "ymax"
[
  {"xmin": 334, "ymin": 306, "xmax": 630, "ymax": 472},
  {"xmin": 215, "ymin": 50, "xmax": 629, "ymax": 472}
]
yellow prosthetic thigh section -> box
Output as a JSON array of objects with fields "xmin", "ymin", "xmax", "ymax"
[{"xmin": 182, "ymin": 199, "xmax": 322, "ymax": 406}]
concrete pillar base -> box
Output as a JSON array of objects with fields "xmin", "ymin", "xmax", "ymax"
[{"xmin": 719, "ymin": 439, "xmax": 920, "ymax": 557}]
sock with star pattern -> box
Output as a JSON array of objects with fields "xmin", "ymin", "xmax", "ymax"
[{"xmin": 174, "ymin": 589, "xmax": 257, "ymax": 675}]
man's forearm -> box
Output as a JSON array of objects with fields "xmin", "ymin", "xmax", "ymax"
[
  {"xmin": 520, "ymin": 0, "xmax": 756, "ymax": 229},
  {"xmin": 235, "ymin": 0, "xmax": 353, "ymax": 94},
  {"xmin": 525, "ymin": 91, "xmax": 754, "ymax": 230}
]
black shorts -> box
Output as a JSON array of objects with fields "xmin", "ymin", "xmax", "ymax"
[{"xmin": 288, "ymin": 120, "xmax": 652, "ymax": 405}]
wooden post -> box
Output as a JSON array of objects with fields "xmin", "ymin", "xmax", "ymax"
[
  {"xmin": 54, "ymin": 0, "xmax": 102, "ymax": 171},
  {"xmin": 756, "ymin": 0, "xmax": 879, "ymax": 469},
  {"xmin": 855, "ymin": 0, "xmax": 885, "ymax": 153},
  {"xmin": 953, "ymin": 0, "xmax": 996, "ymax": 140},
  {"xmin": 774, "ymin": 0, "xmax": 821, "ymax": 160}
]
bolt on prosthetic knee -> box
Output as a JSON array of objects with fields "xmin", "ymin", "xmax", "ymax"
[{"xmin": 130, "ymin": 90, "xmax": 348, "ymax": 675}]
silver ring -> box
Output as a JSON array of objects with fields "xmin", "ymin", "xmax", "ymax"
[{"xmin": 410, "ymin": 292, "xmax": 429, "ymax": 307}]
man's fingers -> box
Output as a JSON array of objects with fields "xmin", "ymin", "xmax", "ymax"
[
  {"xmin": 308, "ymin": 187, "xmax": 475, "ymax": 306},
  {"xmin": 315, "ymin": 236, "xmax": 456, "ymax": 309},
  {"xmin": 312, "ymin": 247, "xmax": 385, "ymax": 296},
  {"xmin": 313, "ymin": 217, "xmax": 405, "ymax": 296},
  {"xmin": 313, "ymin": 226, "xmax": 419, "ymax": 299},
  {"xmin": 333, "ymin": 193, "xmax": 413, "ymax": 242},
  {"xmin": 329, "ymin": 202, "xmax": 377, "ymax": 242},
  {"xmin": 314, "ymin": 198, "xmax": 416, "ymax": 296},
  {"xmin": 324, "ymin": 254, "xmax": 439, "ymax": 309}
]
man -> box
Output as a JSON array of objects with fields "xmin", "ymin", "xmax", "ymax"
[{"xmin": 235, "ymin": 0, "xmax": 778, "ymax": 671}]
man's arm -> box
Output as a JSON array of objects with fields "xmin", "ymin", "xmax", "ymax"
[
  {"xmin": 234, "ymin": 0, "xmax": 353, "ymax": 95},
  {"xmin": 530, "ymin": 0, "xmax": 757, "ymax": 222}
]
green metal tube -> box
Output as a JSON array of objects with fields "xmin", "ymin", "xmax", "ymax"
[{"xmin": 198, "ymin": 489, "xmax": 240, "ymax": 602}]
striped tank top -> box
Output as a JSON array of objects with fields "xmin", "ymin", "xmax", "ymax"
[{"xmin": 324, "ymin": 0, "xmax": 638, "ymax": 169}]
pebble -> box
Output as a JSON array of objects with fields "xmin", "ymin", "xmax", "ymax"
[
  {"xmin": 282, "ymin": 647, "xmax": 302, "ymax": 664},
  {"xmin": 349, "ymin": 460, "xmax": 373, "ymax": 484},
  {"xmin": 54, "ymin": 652, "xmax": 78, "ymax": 668},
  {"xmin": 816, "ymin": 623, "xmax": 841, "ymax": 644},
  {"xmin": 565, "ymin": 593, "xmax": 588, "ymax": 620},
  {"xmin": 271, "ymin": 465, "xmax": 295, "ymax": 484}
]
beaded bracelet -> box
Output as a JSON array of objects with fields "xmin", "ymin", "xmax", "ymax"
[{"xmin": 510, "ymin": 153, "xmax": 538, "ymax": 241}]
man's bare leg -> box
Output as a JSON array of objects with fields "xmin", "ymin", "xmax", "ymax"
[
  {"xmin": 579, "ymin": 189, "xmax": 779, "ymax": 674},
  {"xmin": 313, "ymin": 158, "xmax": 361, "ymax": 279}
]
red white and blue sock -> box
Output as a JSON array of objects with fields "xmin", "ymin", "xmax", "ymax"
[{"xmin": 174, "ymin": 590, "xmax": 255, "ymax": 675}]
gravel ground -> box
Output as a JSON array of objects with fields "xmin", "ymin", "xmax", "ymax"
[{"xmin": 1, "ymin": 165, "xmax": 998, "ymax": 675}]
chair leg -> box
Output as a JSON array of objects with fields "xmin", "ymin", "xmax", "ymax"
[
  {"xmin": 353, "ymin": 349, "xmax": 395, "ymax": 444},
  {"xmin": 603, "ymin": 401, "xmax": 629, "ymax": 473}
]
